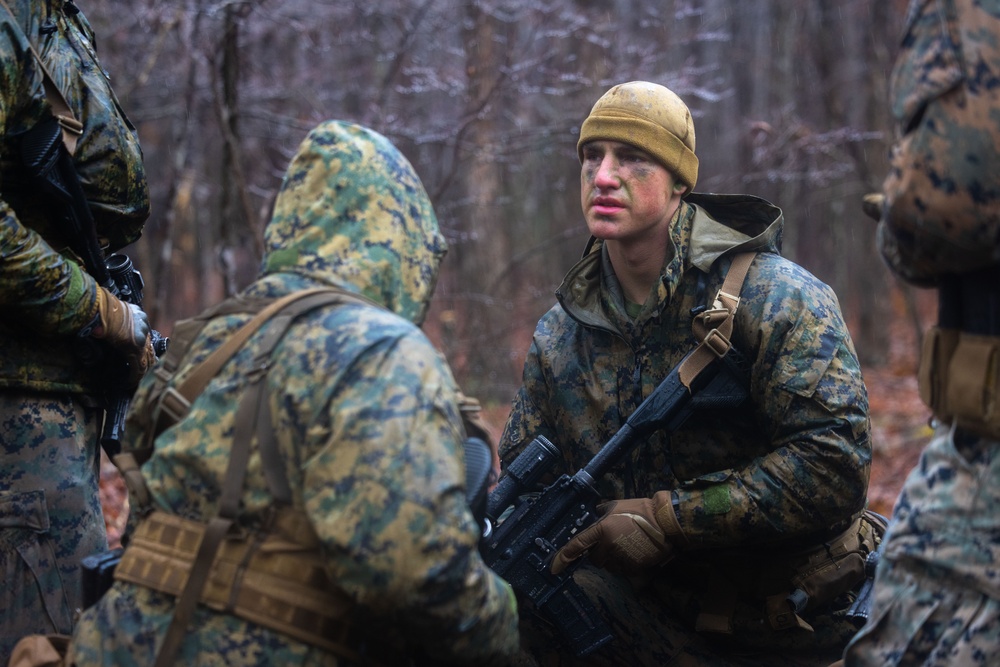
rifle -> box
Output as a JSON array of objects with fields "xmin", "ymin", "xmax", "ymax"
[
  {"xmin": 20, "ymin": 115, "xmax": 168, "ymax": 456},
  {"xmin": 482, "ymin": 348, "xmax": 748, "ymax": 657}
]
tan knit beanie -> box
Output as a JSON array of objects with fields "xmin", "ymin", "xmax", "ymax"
[{"xmin": 578, "ymin": 81, "xmax": 698, "ymax": 191}]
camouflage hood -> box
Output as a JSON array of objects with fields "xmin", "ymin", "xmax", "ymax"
[{"xmin": 261, "ymin": 121, "xmax": 447, "ymax": 325}]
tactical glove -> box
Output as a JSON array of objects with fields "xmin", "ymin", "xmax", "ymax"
[
  {"xmin": 551, "ymin": 490, "xmax": 684, "ymax": 577},
  {"xmin": 92, "ymin": 286, "xmax": 156, "ymax": 386}
]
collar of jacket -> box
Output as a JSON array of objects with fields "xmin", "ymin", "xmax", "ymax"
[
  {"xmin": 685, "ymin": 192, "xmax": 783, "ymax": 270},
  {"xmin": 556, "ymin": 193, "xmax": 783, "ymax": 329}
]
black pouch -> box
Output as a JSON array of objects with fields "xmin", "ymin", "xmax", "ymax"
[{"xmin": 80, "ymin": 547, "xmax": 123, "ymax": 610}]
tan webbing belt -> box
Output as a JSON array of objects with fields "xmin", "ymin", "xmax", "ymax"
[
  {"xmin": 114, "ymin": 511, "xmax": 386, "ymax": 663},
  {"xmin": 678, "ymin": 252, "xmax": 756, "ymax": 387}
]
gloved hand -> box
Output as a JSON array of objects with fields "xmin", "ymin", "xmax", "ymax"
[
  {"xmin": 551, "ymin": 490, "xmax": 684, "ymax": 577},
  {"xmin": 92, "ymin": 286, "xmax": 157, "ymax": 386}
]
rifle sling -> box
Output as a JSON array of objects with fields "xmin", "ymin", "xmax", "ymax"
[{"xmin": 678, "ymin": 252, "xmax": 756, "ymax": 388}]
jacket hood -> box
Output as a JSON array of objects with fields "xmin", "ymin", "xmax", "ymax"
[
  {"xmin": 261, "ymin": 121, "xmax": 447, "ymax": 325},
  {"xmin": 684, "ymin": 193, "xmax": 783, "ymax": 270}
]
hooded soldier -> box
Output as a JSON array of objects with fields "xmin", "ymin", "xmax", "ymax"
[{"xmin": 66, "ymin": 121, "xmax": 519, "ymax": 666}]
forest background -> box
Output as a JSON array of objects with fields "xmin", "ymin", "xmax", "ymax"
[{"xmin": 81, "ymin": 0, "xmax": 935, "ymax": 542}]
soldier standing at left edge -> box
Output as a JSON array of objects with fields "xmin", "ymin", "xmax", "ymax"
[{"xmin": 0, "ymin": 0, "xmax": 155, "ymax": 664}]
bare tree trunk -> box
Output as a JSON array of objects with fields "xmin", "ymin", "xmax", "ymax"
[
  {"xmin": 215, "ymin": 3, "xmax": 263, "ymax": 299},
  {"xmin": 450, "ymin": 0, "xmax": 513, "ymax": 398}
]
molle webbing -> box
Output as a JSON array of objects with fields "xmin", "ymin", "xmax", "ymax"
[{"xmin": 114, "ymin": 510, "xmax": 392, "ymax": 664}]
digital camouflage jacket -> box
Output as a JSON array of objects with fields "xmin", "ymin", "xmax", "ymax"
[
  {"xmin": 68, "ymin": 121, "xmax": 519, "ymax": 666},
  {"xmin": 500, "ymin": 192, "xmax": 872, "ymax": 554},
  {"xmin": 0, "ymin": 0, "xmax": 149, "ymax": 394}
]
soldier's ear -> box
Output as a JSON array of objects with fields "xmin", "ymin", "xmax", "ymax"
[{"xmin": 672, "ymin": 182, "xmax": 687, "ymax": 195}]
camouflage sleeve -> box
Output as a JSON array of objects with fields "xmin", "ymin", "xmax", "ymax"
[
  {"xmin": 675, "ymin": 257, "xmax": 872, "ymax": 546},
  {"xmin": 0, "ymin": 9, "xmax": 99, "ymax": 336},
  {"xmin": 301, "ymin": 329, "xmax": 519, "ymax": 663},
  {"xmin": 0, "ymin": 212, "xmax": 98, "ymax": 334},
  {"xmin": 498, "ymin": 335, "xmax": 560, "ymax": 474}
]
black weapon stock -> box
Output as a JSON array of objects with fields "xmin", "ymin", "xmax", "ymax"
[{"xmin": 482, "ymin": 349, "xmax": 748, "ymax": 657}]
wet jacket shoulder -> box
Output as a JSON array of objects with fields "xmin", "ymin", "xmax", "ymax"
[
  {"xmin": 500, "ymin": 193, "xmax": 871, "ymax": 549},
  {"xmin": 0, "ymin": 0, "xmax": 149, "ymax": 393}
]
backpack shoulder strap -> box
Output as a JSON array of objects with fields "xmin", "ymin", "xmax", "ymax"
[
  {"xmin": 116, "ymin": 285, "xmax": 378, "ymax": 515},
  {"xmin": 0, "ymin": 0, "xmax": 83, "ymax": 152},
  {"xmin": 146, "ymin": 285, "xmax": 382, "ymax": 667},
  {"xmin": 678, "ymin": 252, "xmax": 756, "ymax": 388},
  {"xmin": 133, "ymin": 287, "xmax": 376, "ymax": 463}
]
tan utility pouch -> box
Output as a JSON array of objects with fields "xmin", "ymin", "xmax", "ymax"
[
  {"xmin": 769, "ymin": 510, "xmax": 885, "ymax": 629},
  {"xmin": 759, "ymin": 516, "xmax": 864, "ymax": 632},
  {"xmin": 695, "ymin": 513, "xmax": 878, "ymax": 635},
  {"xmin": 704, "ymin": 510, "xmax": 885, "ymax": 634},
  {"xmin": 919, "ymin": 327, "xmax": 1000, "ymax": 438},
  {"xmin": 115, "ymin": 510, "xmax": 368, "ymax": 660}
]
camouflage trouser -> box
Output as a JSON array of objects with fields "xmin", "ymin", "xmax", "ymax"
[
  {"xmin": 511, "ymin": 565, "xmax": 853, "ymax": 666},
  {"xmin": 0, "ymin": 391, "xmax": 106, "ymax": 666},
  {"xmin": 842, "ymin": 564, "xmax": 1000, "ymax": 666},
  {"xmin": 842, "ymin": 424, "xmax": 1000, "ymax": 666}
]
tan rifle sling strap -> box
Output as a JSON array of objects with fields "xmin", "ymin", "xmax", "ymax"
[
  {"xmin": 678, "ymin": 252, "xmax": 757, "ymax": 388},
  {"xmin": 111, "ymin": 287, "xmax": 383, "ymax": 667},
  {"xmin": 0, "ymin": 0, "xmax": 84, "ymax": 153}
]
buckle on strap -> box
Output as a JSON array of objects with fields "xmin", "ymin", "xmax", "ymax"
[
  {"xmin": 158, "ymin": 386, "xmax": 192, "ymax": 423},
  {"xmin": 703, "ymin": 328, "xmax": 733, "ymax": 358},
  {"xmin": 712, "ymin": 289, "xmax": 741, "ymax": 314},
  {"xmin": 55, "ymin": 114, "xmax": 83, "ymax": 136}
]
